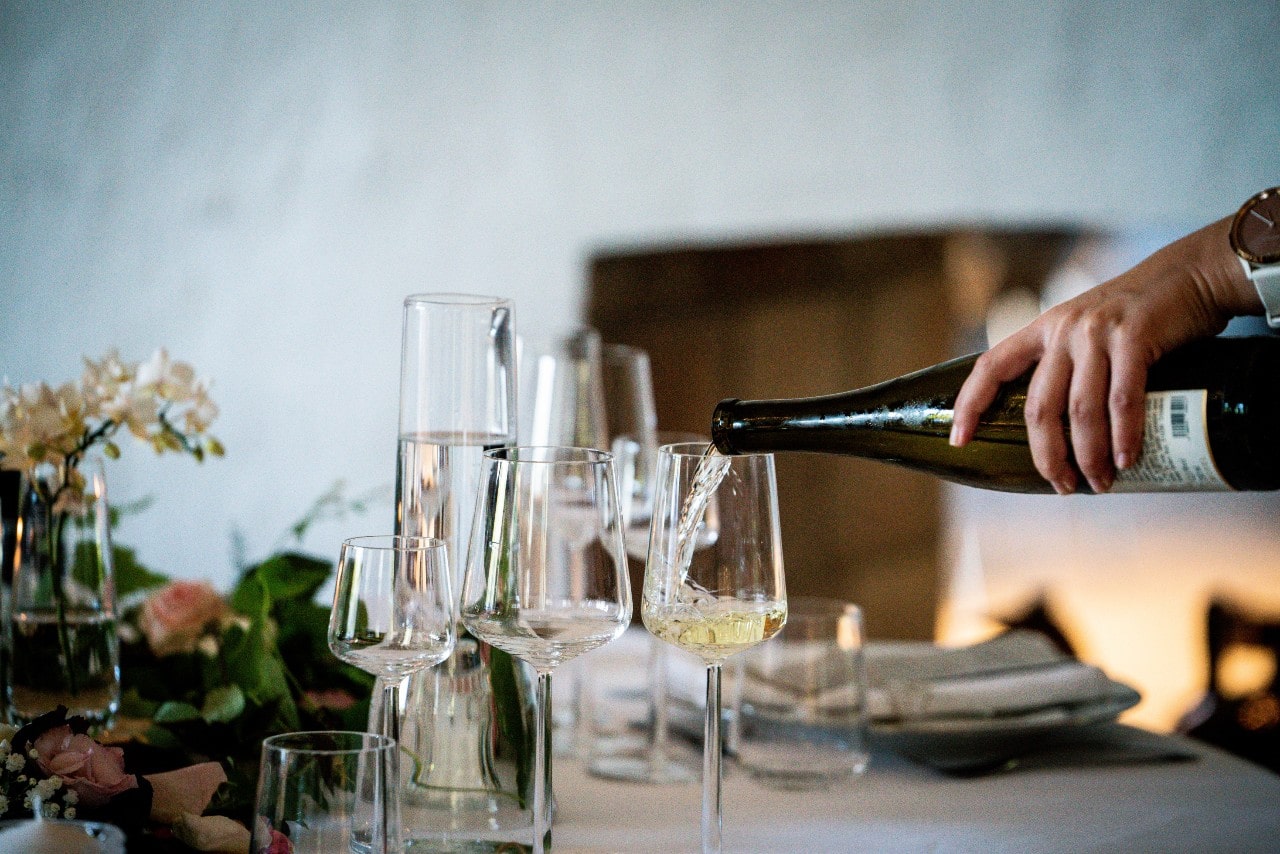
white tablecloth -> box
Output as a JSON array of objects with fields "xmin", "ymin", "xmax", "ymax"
[
  {"xmin": 552, "ymin": 733, "xmax": 1280, "ymax": 853},
  {"xmin": 548, "ymin": 632, "xmax": 1280, "ymax": 853}
]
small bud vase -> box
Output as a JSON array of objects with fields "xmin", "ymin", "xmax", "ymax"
[{"xmin": 6, "ymin": 460, "xmax": 119, "ymax": 727}]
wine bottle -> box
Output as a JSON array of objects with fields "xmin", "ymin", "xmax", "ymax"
[{"xmin": 710, "ymin": 336, "xmax": 1280, "ymax": 494}]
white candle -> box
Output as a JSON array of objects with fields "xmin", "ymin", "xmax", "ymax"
[{"xmin": 0, "ymin": 819, "xmax": 103, "ymax": 854}]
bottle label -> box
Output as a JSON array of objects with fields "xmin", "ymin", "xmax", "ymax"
[{"xmin": 1111, "ymin": 389, "xmax": 1230, "ymax": 492}]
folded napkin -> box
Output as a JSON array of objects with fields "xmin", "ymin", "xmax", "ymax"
[
  {"xmin": 866, "ymin": 630, "xmax": 1118, "ymax": 722},
  {"xmin": 666, "ymin": 630, "xmax": 1130, "ymax": 729}
]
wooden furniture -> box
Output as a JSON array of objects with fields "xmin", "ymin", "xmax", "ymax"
[{"xmin": 587, "ymin": 229, "xmax": 1077, "ymax": 639}]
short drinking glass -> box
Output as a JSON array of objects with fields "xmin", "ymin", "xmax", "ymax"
[
  {"xmin": 252, "ymin": 731, "xmax": 397, "ymax": 854},
  {"xmin": 735, "ymin": 596, "xmax": 869, "ymax": 789}
]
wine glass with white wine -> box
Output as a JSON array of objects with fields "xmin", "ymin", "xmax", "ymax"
[
  {"xmin": 591, "ymin": 430, "xmax": 715, "ymax": 784},
  {"xmin": 460, "ymin": 446, "xmax": 633, "ymax": 854},
  {"xmin": 642, "ymin": 443, "xmax": 786, "ymax": 854}
]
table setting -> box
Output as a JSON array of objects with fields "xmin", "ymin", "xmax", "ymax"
[{"xmin": 1, "ymin": 295, "xmax": 1279, "ymax": 854}]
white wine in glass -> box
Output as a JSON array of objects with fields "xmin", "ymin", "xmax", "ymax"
[
  {"xmin": 643, "ymin": 443, "xmax": 786, "ymax": 854},
  {"xmin": 590, "ymin": 430, "xmax": 714, "ymax": 785},
  {"xmin": 460, "ymin": 446, "xmax": 632, "ymax": 854}
]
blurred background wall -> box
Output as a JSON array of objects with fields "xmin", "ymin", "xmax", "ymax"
[{"xmin": 4, "ymin": 2, "xmax": 1279, "ymax": 728}]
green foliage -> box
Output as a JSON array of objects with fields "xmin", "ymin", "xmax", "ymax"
[
  {"xmin": 109, "ymin": 482, "xmax": 389, "ymax": 830},
  {"xmin": 113, "ymin": 544, "xmax": 170, "ymax": 598},
  {"xmin": 153, "ymin": 701, "xmax": 201, "ymax": 723},
  {"xmin": 232, "ymin": 552, "xmax": 331, "ymax": 608},
  {"xmin": 490, "ymin": 645, "xmax": 532, "ymax": 807},
  {"xmin": 201, "ymin": 685, "xmax": 246, "ymax": 723},
  {"xmin": 120, "ymin": 551, "xmax": 375, "ymax": 825}
]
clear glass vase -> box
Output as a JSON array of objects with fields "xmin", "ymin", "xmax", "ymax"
[{"xmin": 6, "ymin": 461, "xmax": 119, "ymax": 727}]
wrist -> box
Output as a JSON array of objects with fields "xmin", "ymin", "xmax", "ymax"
[
  {"xmin": 1200, "ymin": 215, "xmax": 1263, "ymax": 319},
  {"xmin": 1228, "ymin": 187, "xmax": 1280, "ymax": 327}
]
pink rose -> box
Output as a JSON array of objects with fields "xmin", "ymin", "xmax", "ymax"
[
  {"xmin": 303, "ymin": 688, "xmax": 357, "ymax": 711},
  {"xmin": 145, "ymin": 761, "xmax": 228, "ymax": 823},
  {"xmin": 265, "ymin": 829, "xmax": 293, "ymax": 854},
  {"xmin": 254, "ymin": 818, "xmax": 294, "ymax": 854},
  {"xmin": 138, "ymin": 580, "xmax": 227, "ymax": 656},
  {"xmin": 34, "ymin": 725, "xmax": 139, "ymax": 807}
]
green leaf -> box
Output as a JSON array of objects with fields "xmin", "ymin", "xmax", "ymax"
[
  {"xmin": 153, "ymin": 701, "xmax": 202, "ymax": 723},
  {"xmin": 113, "ymin": 545, "xmax": 169, "ymax": 597},
  {"xmin": 201, "ymin": 684, "xmax": 246, "ymax": 723},
  {"xmin": 118, "ymin": 687, "xmax": 160, "ymax": 719},
  {"xmin": 106, "ymin": 494, "xmax": 155, "ymax": 529},
  {"xmin": 70, "ymin": 541, "xmax": 106, "ymax": 592},
  {"xmin": 251, "ymin": 553, "xmax": 332, "ymax": 603},
  {"xmin": 143, "ymin": 724, "xmax": 183, "ymax": 750},
  {"xmin": 222, "ymin": 576, "xmax": 293, "ymax": 714},
  {"xmin": 230, "ymin": 571, "xmax": 269, "ymax": 617}
]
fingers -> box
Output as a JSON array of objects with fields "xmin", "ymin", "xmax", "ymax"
[
  {"xmin": 1067, "ymin": 343, "xmax": 1114, "ymax": 494},
  {"xmin": 1024, "ymin": 349, "xmax": 1077, "ymax": 494},
  {"xmin": 951, "ymin": 311, "xmax": 1154, "ymax": 495},
  {"xmin": 1107, "ymin": 348, "xmax": 1149, "ymax": 472},
  {"xmin": 950, "ymin": 333, "xmax": 1042, "ymax": 447}
]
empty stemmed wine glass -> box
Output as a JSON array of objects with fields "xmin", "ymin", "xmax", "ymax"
[
  {"xmin": 643, "ymin": 444, "xmax": 786, "ymax": 854},
  {"xmin": 328, "ymin": 535, "xmax": 457, "ymax": 756},
  {"xmin": 461, "ymin": 447, "xmax": 632, "ymax": 854}
]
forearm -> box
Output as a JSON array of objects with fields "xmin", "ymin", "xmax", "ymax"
[{"xmin": 1165, "ymin": 215, "xmax": 1261, "ymax": 324}]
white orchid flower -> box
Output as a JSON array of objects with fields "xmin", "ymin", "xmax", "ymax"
[{"xmin": 0, "ymin": 348, "xmax": 222, "ymax": 510}]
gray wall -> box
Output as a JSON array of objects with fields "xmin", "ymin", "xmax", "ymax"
[{"xmin": 3, "ymin": 1, "xmax": 1278, "ymax": 582}]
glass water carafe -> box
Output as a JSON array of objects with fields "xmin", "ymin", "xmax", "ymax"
[{"xmin": 389, "ymin": 293, "xmax": 537, "ymax": 850}]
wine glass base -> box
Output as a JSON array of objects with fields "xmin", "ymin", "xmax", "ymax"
[{"xmin": 587, "ymin": 752, "xmax": 698, "ymax": 784}]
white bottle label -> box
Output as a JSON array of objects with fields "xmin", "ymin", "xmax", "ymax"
[{"xmin": 1111, "ymin": 389, "xmax": 1230, "ymax": 492}]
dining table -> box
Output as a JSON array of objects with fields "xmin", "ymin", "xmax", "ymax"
[{"xmin": 546, "ymin": 630, "xmax": 1280, "ymax": 853}]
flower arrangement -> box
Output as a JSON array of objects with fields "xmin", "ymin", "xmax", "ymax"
[
  {"xmin": 0, "ymin": 705, "xmax": 229, "ymax": 845},
  {"xmin": 0, "ymin": 707, "xmax": 151, "ymax": 826},
  {"xmin": 0, "ymin": 348, "xmax": 223, "ymax": 508},
  {"xmin": 0, "ymin": 349, "xmax": 223, "ymax": 717},
  {"xmin": 106, "ymin": 486, "xmax": 380, "ymax": 849},
  {"xmin": 119, "ymin": 549, "xmax": 375, "ymax": 793},
  {"xmin": 0, "ymin": 485, "xmax": 380, "ymax": 850},
  {"xmin": 1, "ymin": 352, "xmax": 380, "ymax": 849}
]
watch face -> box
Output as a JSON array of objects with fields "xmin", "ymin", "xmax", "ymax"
[{"xmin": 1231, "ymin": 187, "xmax": 1280, "ymax": 264}]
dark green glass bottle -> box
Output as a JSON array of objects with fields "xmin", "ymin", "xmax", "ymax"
[{"xmin": 711, "ymin": 337, "xmax": 1280, "ymax": 494}]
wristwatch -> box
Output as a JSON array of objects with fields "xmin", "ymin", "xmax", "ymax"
[{"xmin": 1229, "ymin": 187, "xmax": 1280, "ymax": 327}]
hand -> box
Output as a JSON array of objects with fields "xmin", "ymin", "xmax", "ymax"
[{"xmin": 948, "ymin": 216, "xmax": 1260, "ymax": 495}]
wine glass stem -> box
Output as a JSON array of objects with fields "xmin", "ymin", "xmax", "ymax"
[
  {"xmin": 381, "ymin": 678, "xmax": 401, "ymax": 746},
  {"xmin": 381, "ymin": 678, "xmax": 402, "ymax": 854},
  {"xmin": 648, "ymin": 635, "xmax": 671, "ymax": 766},
  {"xmin": 534, "ymin": 671, "xmax": 553, "ymax": 854},
  {"xmin": 702, "ymin": 663, "xmax": 723, "ymax": 854}
]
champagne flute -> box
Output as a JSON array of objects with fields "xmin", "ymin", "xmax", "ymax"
[
  {"xmin": 328, "ymin": 535, "xmax": 456, "ymax": 754},
  {"xmin": 461, "ymin": 447, "xmax": 632, "ymax": 854},
  {"xmin": 643, "ymin": 444, "xmax": 786, "ymax": 854},
  {"xmin": 517, "ymin": 329, "xmax": 609, "ymax": 756}
]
